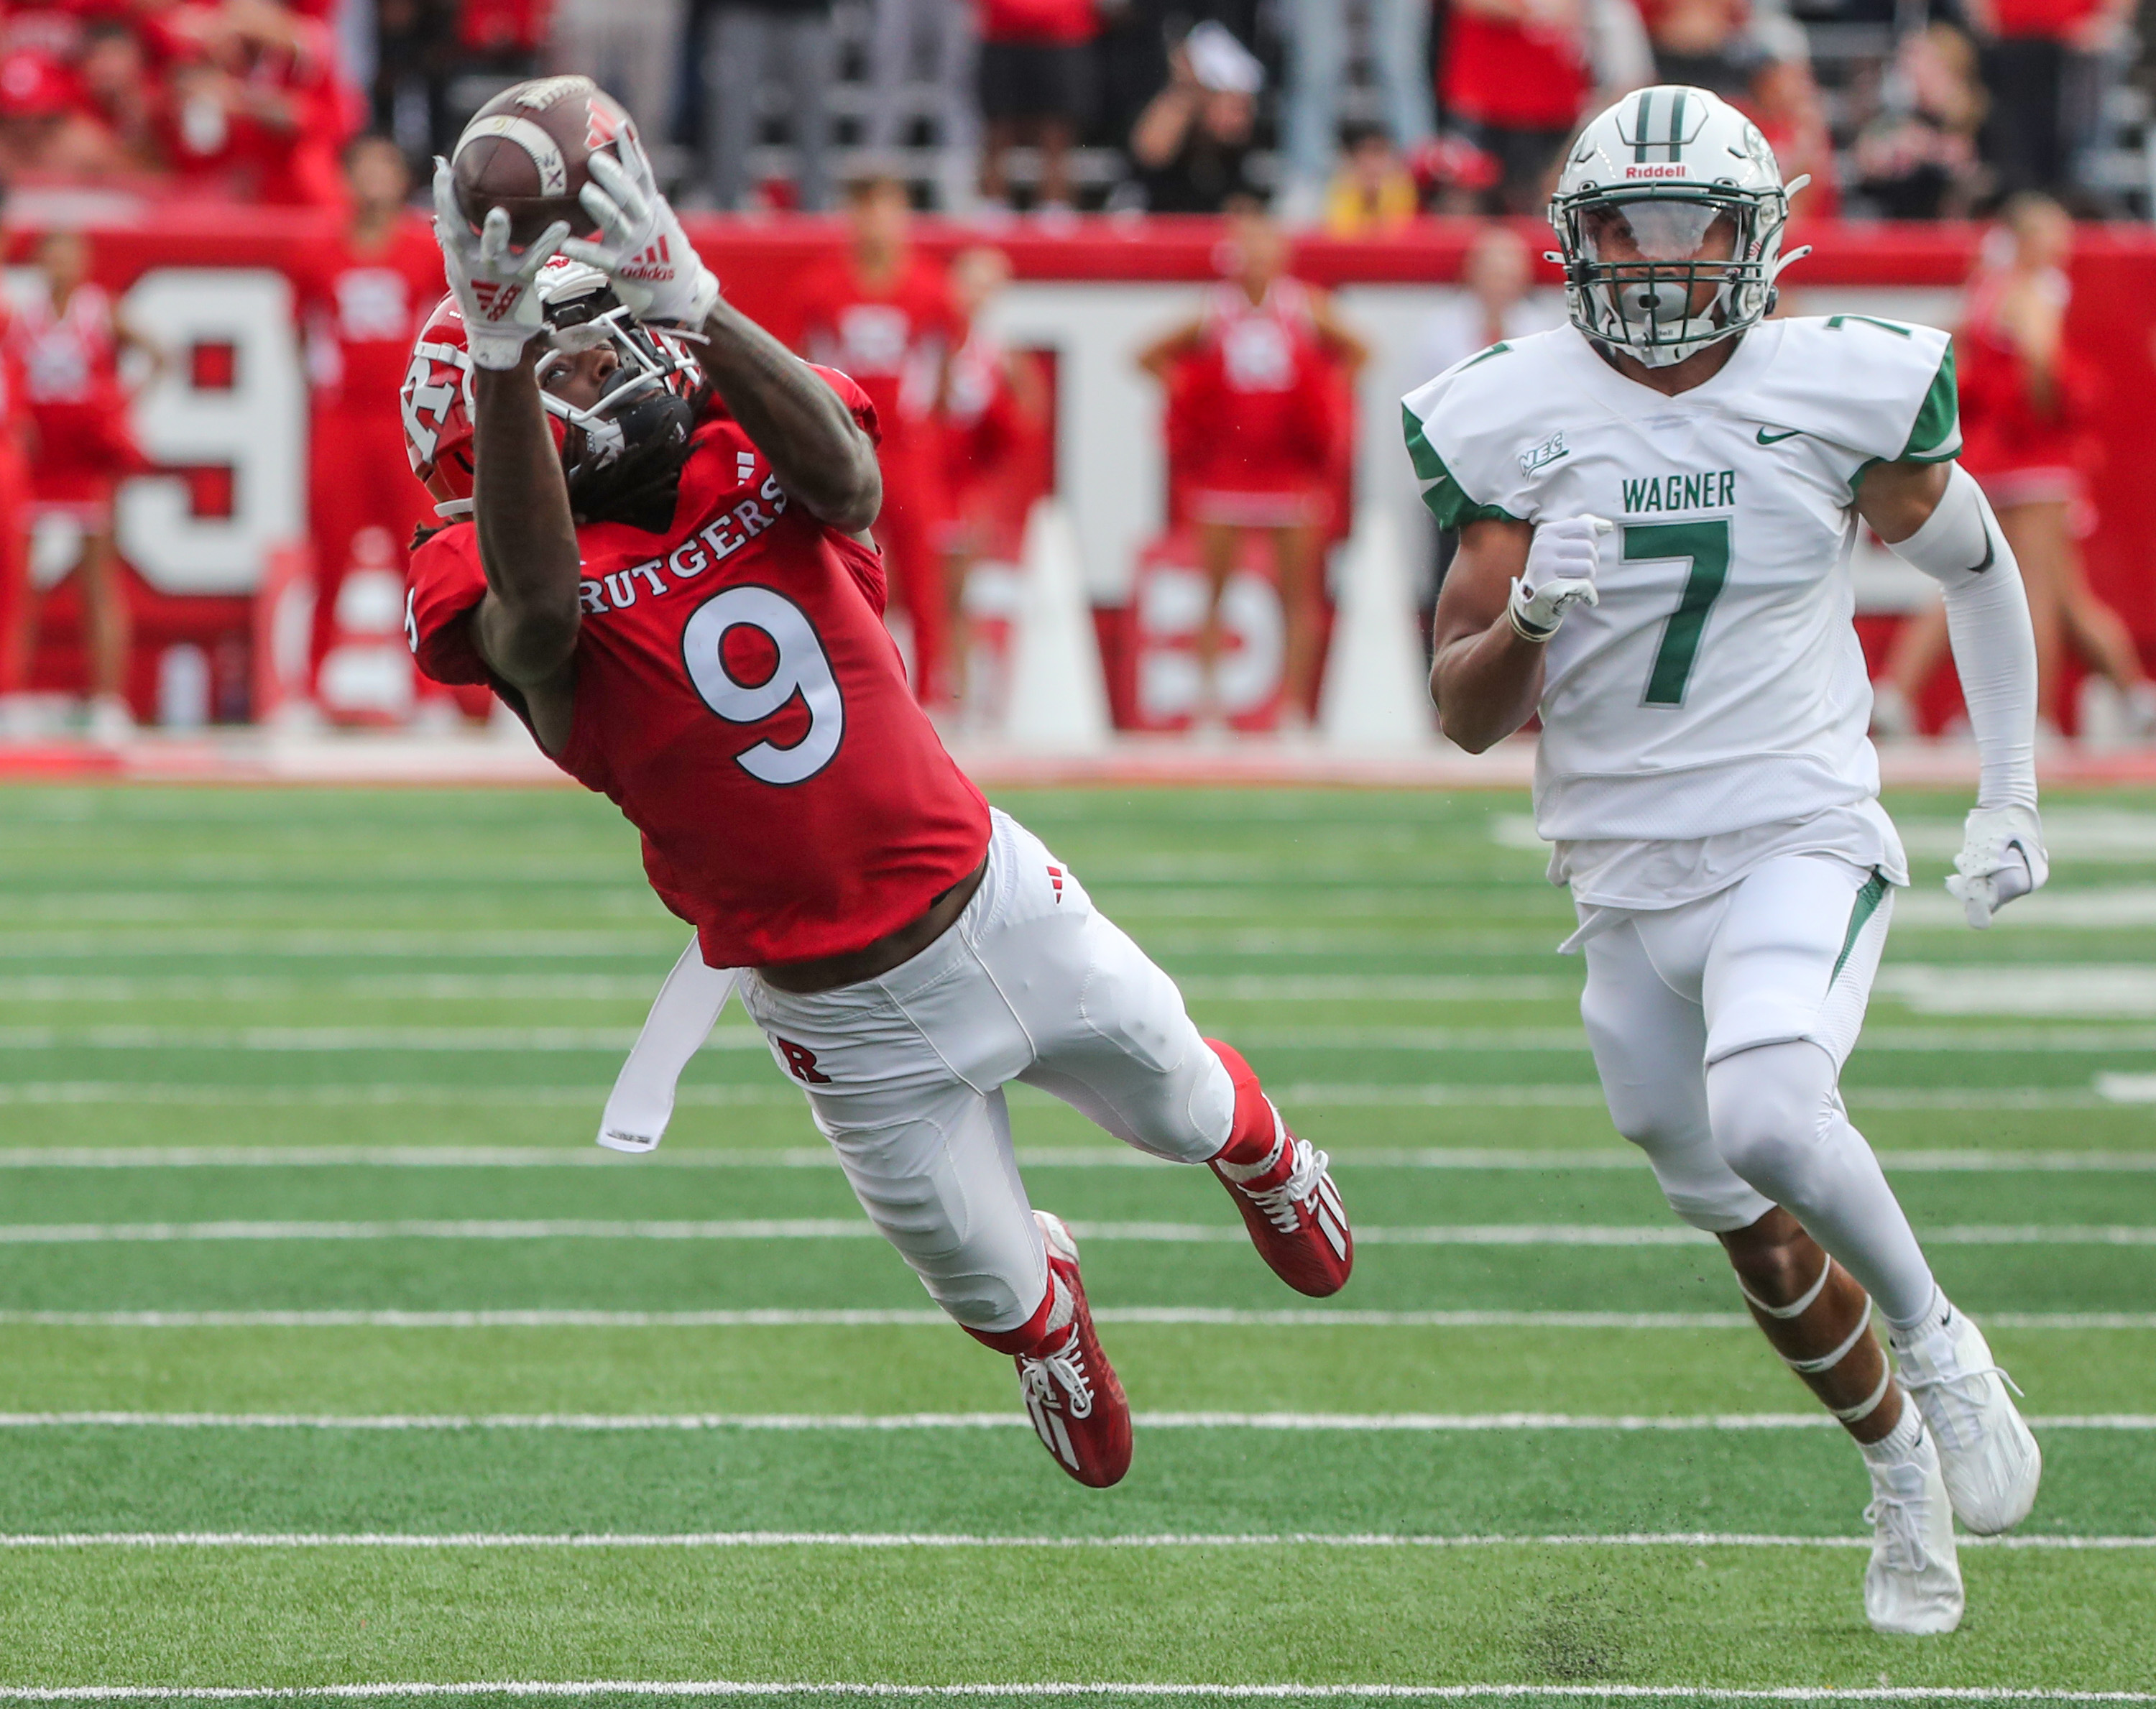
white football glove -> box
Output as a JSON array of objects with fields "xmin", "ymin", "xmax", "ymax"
[
  {"xmin": 1945, "ymin": 802, "xmax": 2048, "ymax": 929},
  {"xmin": 1508, "ymin": 514, "xmax": 1612, "ymax": 641},
  {"xmin": 560, "ymin": 133, "xmax": 720, "ymax": 330},
  {"xmin": 432, "ymin": 157, "xmax": 569, "ymax": 370}
]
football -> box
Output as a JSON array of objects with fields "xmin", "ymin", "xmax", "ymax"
[{"xmin": 449, "ymin": 75, "xmax": 634, "ymax": 251}]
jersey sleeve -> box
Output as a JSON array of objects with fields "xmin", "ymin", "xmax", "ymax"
[
  {"xmin": 1401, "ymin": 348, "xmax": 1532, "ymax": 530},
  {"xmin": 1766, "ymin": 317, "xmax": 1962, "ymax": 474},
  {"xmin": 809, "ymin": 363, "xmax": 882, "ymax": 447},
  {"xmin": 404, "ymin": 524, "xmax": 493, "ymax": 686}
]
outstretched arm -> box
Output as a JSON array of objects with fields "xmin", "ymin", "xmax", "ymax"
[
  {"xmin": 696, "ymin": 300, "xmax": 882, "ymax": 533},
  {"xmin": 1428, "ymin": 517, "xmax": 1541, "ymax": 752},
  {"xmin": 468, "ymin": 351, "xmax": 582, "ymax": 750}
]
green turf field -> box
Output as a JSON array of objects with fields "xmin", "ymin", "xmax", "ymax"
[{"xmin": 0, "ymin": 781, "xmax": 2150, "ymax": 1707}]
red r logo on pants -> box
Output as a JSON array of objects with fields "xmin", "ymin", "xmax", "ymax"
[{"xmin": 776, "ymin": 1037, "xmax": 831, "ymax": 1084}]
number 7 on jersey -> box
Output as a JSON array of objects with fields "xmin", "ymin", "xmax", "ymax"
[{"xmin": 1626, "ymin": 520, "xmax": 1731, "ymax": 707}]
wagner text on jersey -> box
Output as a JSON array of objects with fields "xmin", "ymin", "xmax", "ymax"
[{"xmin": 1621, "ymin": 469, "xmax": 1737, "ymax": 514}]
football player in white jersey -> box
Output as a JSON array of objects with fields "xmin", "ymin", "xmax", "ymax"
[{"xmin": 1403, "ymin": 86, "xmax": 2047, "ymax": 1636}]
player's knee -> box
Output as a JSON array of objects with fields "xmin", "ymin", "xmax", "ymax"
[{"xmin": 1704, "ymin": 1040, "xmax": 1836, "ymax": 1197}]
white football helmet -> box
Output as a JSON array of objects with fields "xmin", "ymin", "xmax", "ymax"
[{"xmin": 1549, "ymin": 86, "xmax": 1810, "ymax": 368}]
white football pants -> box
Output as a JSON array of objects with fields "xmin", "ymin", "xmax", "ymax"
[
  {"xmin": 740, "ymin": 809, "xmax": 1236, "ymax": 1334},
  {"xmin": 1579, "ymin": 852, "xmax": 1937, "ymax": 1325}
]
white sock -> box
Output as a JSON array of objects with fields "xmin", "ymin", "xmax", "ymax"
[
  {"xmin": 1858, "ymin": 1400, "xmax": 1925, "ymax": 1468},
  {"xmin": 1886, "ymin": 1284, "xmax": 1949, "ymax": 1340}
]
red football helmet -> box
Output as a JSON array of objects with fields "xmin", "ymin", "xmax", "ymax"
[
  {"xmin": 400, "ymin": 293, "xmax": 480, "ymax": 514},
  {"xmin": 400, "ymin": 259, "xmax": 706, "ymax": 526}
]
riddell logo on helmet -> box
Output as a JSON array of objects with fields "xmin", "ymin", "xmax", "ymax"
[{"xmin": 1625, "ymin": 164, "xmax": 1689, "ymax": 178}]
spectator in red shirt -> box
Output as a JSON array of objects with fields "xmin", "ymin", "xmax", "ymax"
[
  {"xmin": 796, "ymin": 175, "xmax": 964, "ymax": 704},
  {"xmin": 153, "ymin": 0, "xmax": 351, "ymax": 206},
  {"xmin": 1964, "ymin": 0, "xmax": 2132, "ymax": 201},
  {"xmin": 978, "ymin": 0, "xmax": 1095, "ymax": 212},
  {"xmin": 0, "ymin": 47, "xmax": 129, "ymax": 178},
  {"xmin": 301, "ymin": 134, "xmax": 444, "ymax": 709},
  {"xmin": 74, "ymin": 17, "xmax": 165, "ymax": 172},
  {"xmin": 1439, "ymin": 0, "xmax": 1651, "ymax": 214}
]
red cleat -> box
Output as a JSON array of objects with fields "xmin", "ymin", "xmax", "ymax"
[
  {"xmin": 1006, "ymin": 1211, "xmax": 1133, "ymax": 1488},
  {"xmin": 1206, "ymin": 1041, "xmax": 1353, "ymax": 1297}
]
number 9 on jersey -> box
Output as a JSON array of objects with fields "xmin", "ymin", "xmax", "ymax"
[{"xmin": 682, "ymin": 586, "xmax": 846, "ymax": 785}]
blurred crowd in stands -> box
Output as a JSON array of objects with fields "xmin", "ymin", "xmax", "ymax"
[{"xmin": 0, "ymin": 0, "xmax": 2145, "ymax": 220}]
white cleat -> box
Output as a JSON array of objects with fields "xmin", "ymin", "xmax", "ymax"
[
  {"xmin": 1891, "ymin": 1301, "xmax": 2042, "ymax": 1535},
  {"xmin": 1863, "ymin": 1426, "xmax": 1964, "ymax": 1636}
]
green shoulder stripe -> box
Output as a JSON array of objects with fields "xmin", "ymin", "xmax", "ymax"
[
  {"xmin": 1897, "ymin": 344, "xmax": 1962, "ymax": 464},
  {"xmin": 1402, "ymin": 403, "xmax": 1521, "ymax": 530}
]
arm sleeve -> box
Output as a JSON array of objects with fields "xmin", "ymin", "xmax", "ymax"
[
  {"xmin": 405, "ymin": 525, "xmax": 495, "ymax": 687},
  {"xmin": 1885, "ymin": 463, "xmax": 2037, "ymax": 811}
]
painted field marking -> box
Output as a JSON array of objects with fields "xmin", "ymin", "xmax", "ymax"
[
  {"xmin": 0, "ymin": 1146, "xmax": 2149, "ymax": 1174},
  {"xmin": 0, "ymin": 1411, "xmax": 2142, "ymax": 1432},
  {"xmin": 0, "ymin": 1220, "xmax": 2147, "ymax": 1247},
  {"xmin": 0, "ymin": 1309, "xmax": 2141, "ymax": 1331},
  {"xmin": 10, "ymin": 1026, "xmax": 2156, "ymax": 1057},
  {"xmin": 1876, "ymin": 966, "xmax": 2156, "ymax": 1018},
  {"xmin": 0, "ymin": 1685, "xmax": 2152, "ymax": 1705},
  {"xmin": 1494, "ymin": 808, "xmax": 2156, "ymax": 864},
  {"xmin": 0, "ymin": 1529, "xmax": 2147, "ymax": 1551},
  {"xmin": 0, "ymin": 1083, "xmax": 2137, "ymax": 1114}
]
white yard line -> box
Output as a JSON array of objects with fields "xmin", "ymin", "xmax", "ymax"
[
  {"xmin": 0, "ymin": 1529, "xmax": 2145, "ymax": 1551},
  {"xmin": 0, "ymin": 1685, "xmax": 2152, "ymax": 1705},
  {"xmin": 0, "ymin": 1411, "xmax": 2141, "ymax": 1432},
  {"xmin": 0, "ymin": 1309, "xmax": 2142, "ymax": 1330},
  {"xmin": 0, "ymin": 1145, "xmax": 2148, "ymax": 1172},
  {"xmin": 0, "ymin": 1081, "xmax": 2141, "ymax": 1113},
  {"xmin": 0, "ymin": 1220, "xmax": 2151, "ymax": 1245}
]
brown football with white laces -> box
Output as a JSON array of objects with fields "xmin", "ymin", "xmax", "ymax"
[{"xmin": 450, "ymin": 75, "xmax": 635, "ymax": 250}]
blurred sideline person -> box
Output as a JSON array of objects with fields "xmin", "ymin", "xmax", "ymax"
[
  {"xmin": 0, "ymin": 192, "xmax": 29, "ymax": 736},
  {"xmin": 1409, "ymin": 86, "xmax": 2045, "ymax": 1636},
  {"xmin": 1129, "ymin": 21, "xmax": 1264, "ymax": 215},
  {"xmin": 702, "ymin": 0, "xmax": 834, "ymax": 212},
  {"xmin": 1140, "ymin": 203, "xmax": 1365, "ymax": 733},
  {"xmin": 402, "ymin": 109, "xmax": 1355, "ymax": 1489},
  {"xmin": 1875, "ymin": 195, "xmax": 2153, "ymax": 741},
  {"xmin": 2, "ymin": 228, "xmax": 158, "ymax": 742},
  {"xmin": 1322, "ymin": 124, "xmax": 1421, "ymax": 239},
  {"xmin": 939, "ymin": 244, "xmax": 1046, "ymax": 711},
  {"xmin": 795, "ymin": 176, "xmax": 962, "ymax": 704},
  {"xmin": 303, "ymin": 134, "xmax": 445, "ymax": 714},
  {"xmin": 976, "ymin": 0, "xmax": 1094, "ymax": 213}
]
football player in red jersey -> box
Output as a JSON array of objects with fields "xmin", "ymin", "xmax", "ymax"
[
  {"xmin": 405, "ymin": 120, "xmax": 1355, "ymax": 1488},
  {"xmin": 306, "ymin": 135, "xmax": 446, "ymax": 707},
  {"xmin": 793, "ymin": 175, "xmax": 964, "ymax": 707}
]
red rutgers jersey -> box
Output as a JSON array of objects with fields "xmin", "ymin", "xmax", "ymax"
[{"xmin": 405, "ymin": 369, "xmax": 991, "ymax": 969}]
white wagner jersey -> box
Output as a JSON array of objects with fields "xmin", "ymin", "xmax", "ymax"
[{"xmin": 1404, "ymin": 316, "xmax": 1958, "ymax": 847}]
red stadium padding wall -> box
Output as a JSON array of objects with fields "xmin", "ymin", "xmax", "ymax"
[{"xmin": 9, "ymin": 211, "xmax": 2156, "ymax": 717}]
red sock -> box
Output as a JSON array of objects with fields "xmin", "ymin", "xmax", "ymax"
[
  {"xmin": 1204, "ymin": 1038, "xmax": 1281, "ymax": 1169},
  {"xmin": 963, "ymin": 1276, "xmax": 1059, "ymax": 1355}
]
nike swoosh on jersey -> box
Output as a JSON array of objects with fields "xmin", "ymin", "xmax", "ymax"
[{"xmin": 1756, "ymin": 427, "xmax": 1804, "ymax": 444}]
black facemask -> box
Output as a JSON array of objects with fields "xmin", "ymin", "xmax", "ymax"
[{"xmin": 565, "ymin": 367, "xmax": 699, "ymax": 533}]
